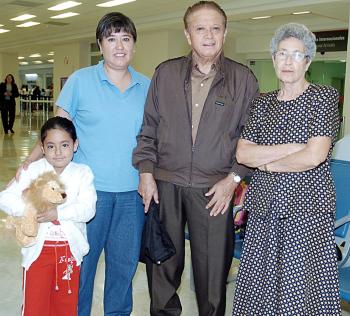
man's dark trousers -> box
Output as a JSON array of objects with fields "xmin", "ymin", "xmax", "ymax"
[{"xmin": 146, "ymin": 180, "xmax": 234, "ymax": 316}]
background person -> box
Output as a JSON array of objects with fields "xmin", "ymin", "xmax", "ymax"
[
  {"xmin": 16, "ymin": 12, "xmax": 150, "ymax": 316},
  {"xmin": 0, "ymin": 116, "xmax": 96, "ymax": 316},
  {"xmin": 233, "ymin": 23, "xmax": 341, "ymax": 315},
  {"xmin": 0, "ymin": 74, "xmax": 19, "ymax": 134},
  {"xmin": 133, "ymin": 1, "xmax": 259, "ymax": 315}
]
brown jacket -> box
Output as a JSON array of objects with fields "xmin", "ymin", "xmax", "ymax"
[{"xmin": 132, "ymin": 53, "xmax": 259, "ymax": 188}]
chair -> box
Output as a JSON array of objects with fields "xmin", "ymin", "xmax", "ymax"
[
  {"xmin": 331, "ymin": 159, "xmax": 350, "ymax": 302},
  {"xmin": 232, "ymin": 205, "xmax": 244, "ymax": 259}
]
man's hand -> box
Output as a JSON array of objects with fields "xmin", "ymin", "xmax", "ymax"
[
  {"xmin": 205, "ymin": 175, "xmax": 238, "ymax": 216},
  {"xmin": 37, "ymin": 208, "xmax": 58, "ymax": 223},
  {"xmin": 138, "ymin": 173, "xmax": 159, "ymax": 213}
]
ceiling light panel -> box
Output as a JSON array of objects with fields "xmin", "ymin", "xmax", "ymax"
[
  {"xmin": 19, "ymin": 61, "xmax": 29, "ymax": 65},
  {"xmin": 10, "ymin": 14, "xmax": 36, "ymax": 21},
  {"xmin": 0, "ymin": 29, "xmax": 10, "ymax": 33},
  {"xmin": 48, "ymin": 1, "xmax": 81, "ymax": 11},
  {"xmin": 29, "ymin": 53, "xmax": 41, "ymax": 57},
  {"xmin": 96, "ymin": 0, "xmax": 136, "ymax": 8},
  {"xmin": 48, "ymin": 59, "xmax": 54, "ymax": 63},
  {"xmin": 16, "ymin": 21, "xmax": 40, "ymax": 27},
  {"xmin": 47, "ymin": 52, "xmax": 54, "ymax": 56},
  {"xmin": 292, "ymin": 11, "xmax": 311, "ymax": 15},
  {"xmin": 18, "ymin": 56, "xmax": 25, "ymax": 59},
  {"xmin": 33, "ymin": 60, "xmax": 43, "ymax": 64},
  {"xmin": 50, "ymin": 12, "xmax": 79, "ymax": 19},
  {"xmin": 251, "ymin": 16, "xmax": 272, "ymax": 20}
]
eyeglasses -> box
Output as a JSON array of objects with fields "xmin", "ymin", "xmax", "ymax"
[{"xmin": 274, "ymin": 50, "xmax": 308, "ymax": 62}]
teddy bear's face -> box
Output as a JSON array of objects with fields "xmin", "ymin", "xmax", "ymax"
[
  {"xmin": 24, "ymin": 171, "xmax": 67, "ymax": 212},
  {"xmin": 41, "ymin": 180, "xmax": 67, "ymax": 204}
]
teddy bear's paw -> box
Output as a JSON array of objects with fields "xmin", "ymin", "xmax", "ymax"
[
  {"xmin": 5, "ymin": 216, "xmax": 17, "ymax": 229},
  {"xmin": 18, "ymin": 236, "xmax": 37, "ymax": 248},
  {"xmin": 21, "ymin": 222, "xmax": 38, "ymax": 237}
]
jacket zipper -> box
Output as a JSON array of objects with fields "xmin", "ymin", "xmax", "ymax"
[
  {"xmin": 184, "ymin": 71, "xmax": 225, "ymax": 187},
  {"xmin": 184, "ymin": 78, "xmax": 194, "ymax": 187}
]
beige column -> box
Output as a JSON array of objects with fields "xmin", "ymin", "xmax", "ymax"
[
  {"xmin": 53, "ymin": 41, "xmax": 90, "ymax": 103},
  {"xmin": 132, "ymin": 29, "xmax": 188, "ymax": 78},
  {"xmin": 343, "ymin": 9, "xmax": 350, "ymax": 136},
  {"xmin": 0, "ymin": 53, "xmax": 18, "ymax": 80}
]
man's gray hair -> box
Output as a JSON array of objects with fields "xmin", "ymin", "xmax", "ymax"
[{"xmin": 270, "ymin": 23, "xmax": 316, "ymax": 60}]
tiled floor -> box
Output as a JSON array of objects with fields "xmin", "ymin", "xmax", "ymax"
[{"xmin": 0, "ymin": 113, "xmax": 349, "ymax": 315}]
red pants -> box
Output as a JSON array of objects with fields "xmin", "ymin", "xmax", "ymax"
[{"xmin": 22, "ymin": 241, "xmax": 80, "ymax": 316}]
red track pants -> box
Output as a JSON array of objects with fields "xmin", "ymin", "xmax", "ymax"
[{"xmin": 21, "ymin": 241, "xmax": 80, "ymax": 316}]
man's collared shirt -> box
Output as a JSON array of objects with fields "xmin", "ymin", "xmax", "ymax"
[{"xmin": 191, "ymin": 63, "xmax": 218, "ymax": 143}]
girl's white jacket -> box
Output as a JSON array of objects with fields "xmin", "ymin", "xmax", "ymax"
[{"xmin": 0, "ymin": 158, "xmax": 97, "ymax": 270}]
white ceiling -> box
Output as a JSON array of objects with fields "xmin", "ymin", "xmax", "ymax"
[{"xmin": 0, "ymin": 0, "xmax": 349, "ymax": 64}]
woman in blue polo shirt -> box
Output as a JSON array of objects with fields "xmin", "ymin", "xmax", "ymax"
[{"xmin": 18, "ymin": 12, "xmax": 150, "ymax": 316}]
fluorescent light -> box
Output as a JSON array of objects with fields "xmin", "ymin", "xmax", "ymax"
[
  {"xmin": 47, "ymin": 52, "xmax": 54, "ymax": 56},
  {"xmin": 29, "ymin": 53, "xmax": 41, "ymax": 58},
  {"xmin": 16, "ymin": 21, "xmax": 40, "ymax": 27},
  {"xmin": 50, "ymin": 12, "xmax": 79, "ymax": 19},
  {"xmin": 251, "ymin": 16, "xmax": 272, "ymax": 20},
  {"xmin": 10, "ymin": 14, "xmax": 36, "ymax": 21},
  {"xmin": 33, "ymin": 60, "xmax": 43, "ymax": 64},
  {"xmin": 0, "ymin": 28, "xmax": 10, "ymax": 33},
  {"xmin": 19, "ymin": 61, "xmax": 29, "ymax": 65},
  {"xmin": 48, "ymin": 59, "xmax": 54, "ymax": 63},
  {"xmin": 0, "ymin": 24, "xmax": 3, "ymax": 27},
  {"xmin": 48, "ymin": 1, "xmax": 81, "ymax": 11},
  {"xmin": 340, "ymin": 60, "xmax": 346, "ymax": 62},
  {"xmin": 96, "ymin": 0, "xmax": 136, "ymax": 8},
  {"xmin": 292, "ymin": 11, "xmax": 311, "ymax": 15},
  {"xmin": 18, "ymin": 56, "xmax": 25, "ymax": 60}
]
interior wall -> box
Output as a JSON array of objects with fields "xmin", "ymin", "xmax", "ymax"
[
  {"xmin": 132, "ymin": 30, "xmax": 173, "ymax": 78},
  {"xmin": 0, "ymin": 53, "xmax": 18, "ymax": 82},
  {"xmin": 248, "ymin": 59, "xmax": 278, "ymax": 93},
  {"xmin": 53, "ymin": 41, "xmax": 90, "ymax": 102}
]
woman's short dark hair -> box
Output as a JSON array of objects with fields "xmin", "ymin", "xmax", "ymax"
[
  {"xmin": 183, "ymin": 1, "xmax": 227, "ymax": 30},
  {"xmin": 41, "ymin": 116, "xmax": 77, "ymax": 143},
  {"xmin": 4, "ymin": 74, "xmax": 15, "ymax": 84},
  {"xmin": 96, "ymin": 12, "xmax": 137, "ymax": 46}
]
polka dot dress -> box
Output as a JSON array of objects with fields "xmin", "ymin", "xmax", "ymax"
[{"xmin": 232, "ymin": 84, "xmax": 341, "ymax": 316}]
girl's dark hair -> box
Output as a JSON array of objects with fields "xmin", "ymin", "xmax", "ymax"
[
  {"xmin": 41, "ymin": 116, "xmax": 77, "ymax": 143},
  {"xmin": 96, "ymin": 12, "xmax": 137, "ymax": 46},
  {"xmin": 4, "ymin": 74, "xmax": 15, "ymax": 84}
]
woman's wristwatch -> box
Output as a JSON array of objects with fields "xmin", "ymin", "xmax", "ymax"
[{"xmin": 230, "ymin": 172, "xmax": 241, "ymax": 183}]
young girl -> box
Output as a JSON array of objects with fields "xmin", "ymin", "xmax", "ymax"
[{"xmin": 0, "ymin": 116, "xmax": 96, "ymax": 316}]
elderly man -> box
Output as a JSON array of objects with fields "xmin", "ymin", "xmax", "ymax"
[{"xmin": 133, "ymin": 1, "xmax": 259, "ymax": 315}]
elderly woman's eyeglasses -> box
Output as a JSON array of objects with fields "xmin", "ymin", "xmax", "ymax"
[{"xmin": 275, "ymin": 50, "xmax": 308, "ymax": 62}]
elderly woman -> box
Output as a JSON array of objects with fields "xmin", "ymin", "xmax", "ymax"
[{"xmin": 232, "ymin": 23, "xmax": 341, "ymax": 315}]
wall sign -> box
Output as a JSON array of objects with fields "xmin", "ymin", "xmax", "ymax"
[{"xmin": 314, "ymin": 30, "xmax": 348, "ymax": 52}]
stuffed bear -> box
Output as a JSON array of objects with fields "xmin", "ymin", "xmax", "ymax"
[{"xmin": 6, "ymin": 171, "xmax": 67, "ymax": 247}]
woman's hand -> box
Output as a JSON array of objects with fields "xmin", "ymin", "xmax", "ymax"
[{"xmin": 6, "ymin": 158, "xmax": 33, "ymax": 187}]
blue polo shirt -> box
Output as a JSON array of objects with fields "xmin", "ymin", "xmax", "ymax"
[{"xmin": 56, "ymin": 61, "xmax": 150, "ymax": 192}]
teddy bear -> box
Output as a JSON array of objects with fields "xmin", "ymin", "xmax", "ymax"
[{"xmin": 6, "ymin": 171, "xmax": 67, "ymax": 247}]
